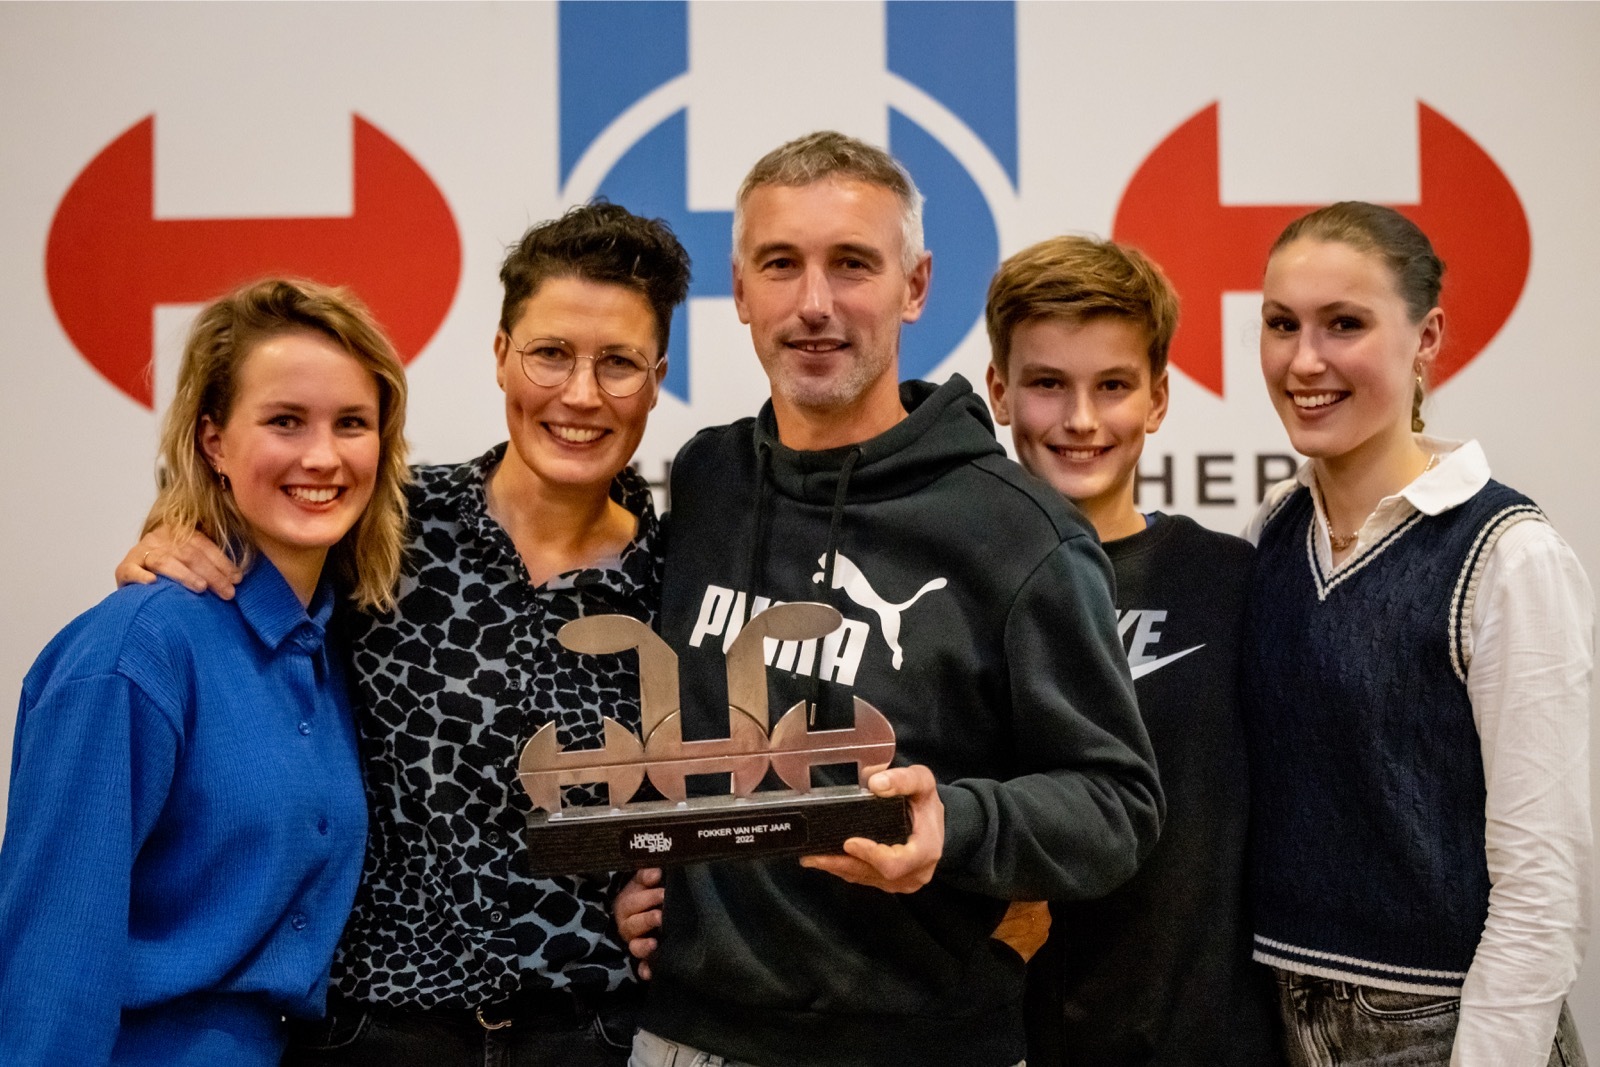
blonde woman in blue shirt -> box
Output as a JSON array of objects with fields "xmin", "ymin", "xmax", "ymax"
[{"xmin": 0, "ymin": 279, "xmax": 410, "ymax": 1066}]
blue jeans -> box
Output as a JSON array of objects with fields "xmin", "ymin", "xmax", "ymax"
[
  {"xmin": 629, "ymin": 1028, "xmax": 1026, "ymax": 1067},
  {"xmin": 1275, "ymin": 971, "xmax": 1586, "ymax": 1067},
  {"xmin": 630, "ymin": 1029, "xmax": 765, "ymax": 1067},
  {"xmin": 281, "ymin": 990, "xmax": 637, "ymax": 1067}
]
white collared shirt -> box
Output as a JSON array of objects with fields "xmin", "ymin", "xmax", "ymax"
[{"xmin": 1248, "ymin": 437, "xmax": 1595, "ymax": 1067}]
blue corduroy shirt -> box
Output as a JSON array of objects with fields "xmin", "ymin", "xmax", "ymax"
[{"xmin": 0, "ymin": 559, "xmax": 367, "ymax": 1066}]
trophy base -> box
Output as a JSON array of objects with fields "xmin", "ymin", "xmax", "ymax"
[{"xmin": 520, "ymin": 785, "xmax": 912, "ymax": 876}]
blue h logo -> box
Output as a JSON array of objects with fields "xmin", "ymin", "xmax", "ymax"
[{"xmin": 558, "ymin": 1, "xmax": 1015, "ymax": 402}]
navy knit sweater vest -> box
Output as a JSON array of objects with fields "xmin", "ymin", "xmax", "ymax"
[{"xmin": 1245, "ymin": 479, "xmax": 1542, "ymax": 994}]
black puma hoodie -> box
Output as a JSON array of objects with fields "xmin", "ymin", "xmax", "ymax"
[{"xmin": 643, "ymin": 375, "xmax": 1162, "ymax": 1067}]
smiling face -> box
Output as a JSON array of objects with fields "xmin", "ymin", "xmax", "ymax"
[
  {"xmin": 494, "ymin": 276, "xmax": 661, "ymax": 497},
  {"xmin": 988, "ymin": 315, "xmax": 1167, "ymax": 540},
  {"xmin": 733, "ymin": 178, "xmax": 931, "ymax": 448},
  {"xmin": 1260, "ymin": 238, "xmax": 1442, "ymax": 469},
  {"xmin": 201, "ymin": 330, "xmax": 381, "ymax": 592}
]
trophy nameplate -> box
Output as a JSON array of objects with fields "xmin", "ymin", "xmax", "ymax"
[{"xmin": 517, "ymin": 603, "xmax": 911, "ymax": 876}]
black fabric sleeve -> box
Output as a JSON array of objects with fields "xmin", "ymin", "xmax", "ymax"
[{"xmin": 936, "ymin": 534, "xmax": 1163, "ymax": 900}]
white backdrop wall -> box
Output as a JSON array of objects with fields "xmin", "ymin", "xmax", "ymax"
[{"xmin": 4, "ymin": 0, "xmax": 1598, "ymax": 1042}]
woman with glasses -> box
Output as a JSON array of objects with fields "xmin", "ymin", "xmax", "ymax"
[{"xmin": 117, "ymin": 203, "xmax": 692, "ymax": 1066}]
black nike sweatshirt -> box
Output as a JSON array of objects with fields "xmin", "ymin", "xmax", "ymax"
[{"xmin": 642, "ymin": 376, "xmax": 1163, "ymax": 1067}]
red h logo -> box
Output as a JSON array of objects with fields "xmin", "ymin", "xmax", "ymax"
[
  {"xmin": 47, "ymin": 115, "xmax": 462, "ymax": 408},
  {"xmin": 1113, "ymin": 102, "xmax": 1530, "ymax": 396}
]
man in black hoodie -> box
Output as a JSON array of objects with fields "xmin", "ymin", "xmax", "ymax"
[{"xmin": 623, "ymin": 131, "xmax": 1163, "ymax": 1067}]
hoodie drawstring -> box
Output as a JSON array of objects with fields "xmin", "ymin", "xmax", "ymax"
[
  {"xmin": 808, "ymin": 446, "xmax": 861, "ymax": 725},
  {"xmin": 743, "ymin": 441, "xmax": 775, "ymax": 630}
]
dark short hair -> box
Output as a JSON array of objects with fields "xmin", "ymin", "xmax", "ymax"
[{"xmin": 498, "ymin": 201, "xmax": 692, "ymax": 355}]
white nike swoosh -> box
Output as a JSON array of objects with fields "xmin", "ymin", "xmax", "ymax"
[{"xmin": 1128, "ymin": 643, "xmax": 1205, "ymax": 680}]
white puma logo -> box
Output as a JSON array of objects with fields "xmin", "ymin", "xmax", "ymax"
[{"xmin": 813, "ymin": 553, "xmax": 948, "ymax": 670}]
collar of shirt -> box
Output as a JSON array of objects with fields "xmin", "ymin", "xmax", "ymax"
[
  {"xmin": 1297, "ymin": 436, "xmax": 1491, "ymax": 568},
  {"xmin": 232, "ymin": 554, "xmax": 335, "ymax": 654}
]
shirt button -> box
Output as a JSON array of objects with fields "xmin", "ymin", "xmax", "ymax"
[
  {"xmin": 317, "ymin": 817, "xmax": 329, "ymax": 835},
  {"xmin": 298, "ymin": 721, "xmax": 312, "ymax": 735},
  {"xmin": 490, "ymin": 910, "xmax": 504, "ymax": 924},
  {"xmin": 290, "ymin": 912, "xmax": 308, "ymax": 931},
  {"xmin": 486, "ymin": 830, "xmax": 500, "ymax": 844}
]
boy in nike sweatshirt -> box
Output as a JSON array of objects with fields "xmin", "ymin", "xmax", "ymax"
[{"xmin": 985, "ymin": 235, "xmax": 1282, "ymax": 1067}]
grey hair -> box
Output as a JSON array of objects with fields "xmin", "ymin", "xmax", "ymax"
[{"xmin": 732, "ymin": 130, "xmax": 926, "ymax": 272}]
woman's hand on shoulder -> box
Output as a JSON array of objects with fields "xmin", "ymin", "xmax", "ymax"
[{"xmin": 115, "ymin": 527, "xmax": 240, "ymax": 599}]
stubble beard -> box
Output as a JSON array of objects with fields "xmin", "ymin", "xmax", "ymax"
[{"xmin": 764, "ymin": 343, "xmax": 892, "ymax": 416}]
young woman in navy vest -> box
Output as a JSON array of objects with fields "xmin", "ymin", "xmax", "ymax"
[{"xmin": 1243, "ymin": 203, "xmax": 1594, "ymax": 1066}]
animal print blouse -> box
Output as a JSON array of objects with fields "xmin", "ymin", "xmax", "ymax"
[{"xmin": 329, "ymin": 444, "xmax": 659, "ymax": 1009}]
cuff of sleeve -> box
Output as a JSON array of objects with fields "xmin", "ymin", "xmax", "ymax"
[{"xmin": 935, "ymin": 783, "xmax": 983, "ymax": 875}]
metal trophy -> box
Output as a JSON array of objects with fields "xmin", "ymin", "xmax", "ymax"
[{"xmin": 517, "ymin": 603, "xmax": 911, "ymax": 876}]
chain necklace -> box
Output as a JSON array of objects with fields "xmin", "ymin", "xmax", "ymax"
[
  {"xmin": 1328, "ymin": 528, "xmax": 1361, "ymax": 553},
  {"xmin": 1328, "ymin": 452, "xmax": 1439, "ymax": 553}
]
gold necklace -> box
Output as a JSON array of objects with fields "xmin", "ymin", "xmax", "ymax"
[{"xmin": 1328, "ymin": 452, "xmax": 1438, "ymax": 552}]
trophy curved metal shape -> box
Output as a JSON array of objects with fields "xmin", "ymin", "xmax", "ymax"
[
  {"xmin": 518, "ymin": 718, "xmax": 645, "ymax": 811},
  {"xmin": 513, "ymin": 603, "xmax": 911, "ymax": 874},
  {"xmin": 768, "ymin": 697, "xmax": 896, "ymax": 793}
]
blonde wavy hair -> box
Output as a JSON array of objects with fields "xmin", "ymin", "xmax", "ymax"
[{"xmin": 144, "ymin": 278, "xmax": 410, "ymax": 612}]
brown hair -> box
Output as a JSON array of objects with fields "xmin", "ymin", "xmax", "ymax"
[
  {"xmin": 733, "ymin": 130, "xmax": 925, "ymax": 271},
  {"xmin": 498, "ymin": 201, "xmax": 692, "ymax": 356},
  {"xmin": 986, "ymin": 234, "xmax": 1179, "ymax": 378},
  {"xmin": 1270, "ymin": 202, "xmax": 1444, "ymax": 431},
  {"xmin": 145, "ymin": 278, "xmax": 410, "ymax": 612}
]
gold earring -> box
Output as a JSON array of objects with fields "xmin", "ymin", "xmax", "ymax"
[
  {"xmin": 216, "ymin": 469, "xmax": 231, "ymax": 492},
  {"xmin": 1411, "ymin": 374, "xmax": 1425, "ymax": 434}
]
